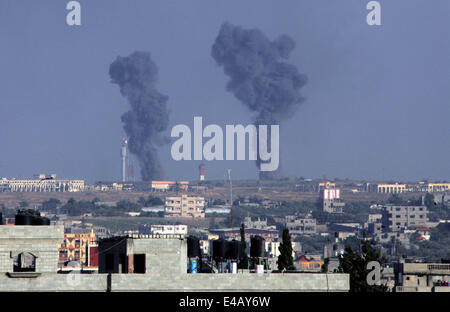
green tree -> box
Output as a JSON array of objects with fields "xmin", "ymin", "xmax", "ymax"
[
  {"xmin": 388, "ymin": 194, "xmax": 404, "ymax": 205},
  {"xmin": 41, "ymin": 198, "xmax": 61, "ymax": 213},
  {"xmin": 338, "ymin": 240, "xmax": 389, "ymax": 292},
  {"xmin": 278, "ymin": 228, "xmax": 296, "ymax": 271},
  {"xmin": 321, "ymin": 257, "xmax": 330, "ymax": 273},
  {"xmin": 239, "ymin": 223, "xmax": 249, "ymax": 269}
]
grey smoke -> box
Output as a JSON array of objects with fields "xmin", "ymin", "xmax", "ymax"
[
  {"xmin": 109, "ymin": 51, "xmax": 169, "ymax": 181},
  {"xmin": 212, "ymin": 22, "xmax": 307, "ymax": 179}
]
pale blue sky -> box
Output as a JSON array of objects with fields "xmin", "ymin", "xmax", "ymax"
[{"xmin": 0, "ymin": 0, "xmax": 449, "ymax": 182}]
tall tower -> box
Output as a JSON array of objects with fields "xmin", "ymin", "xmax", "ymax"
[
  {"xmin": 228, "ymin": 169, "xmax": 233, "ymax": 233},
  {"xmin": 121, "ymin": 139, "xmax": 128, "ymax": 182},
  {"xmin": 199, "ymin": 163, "xmax": 205, "ymax": 181}
]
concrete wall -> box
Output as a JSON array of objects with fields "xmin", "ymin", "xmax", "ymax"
[
  {"xmin": 0, "ymin": 273, "xmax": 108, "ymax": 292},
  {"xmin": 129, "ymin": 238, "xmax": 187, "ymax": 275},
  {"xmin": 0, "ymin": 226, "xmax": 64, "ymax": 273},
  {"xmin": 111, "ymin": 272, "xmax": 349, "ymax": 292},
  {"xmin": 0, "ymin": 272, "xmax": 349, "ymax": 292}
]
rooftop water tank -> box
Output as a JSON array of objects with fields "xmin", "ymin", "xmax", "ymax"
[{"xmin": 250, "ymin": 236, "xmax": 265, "ymax": 258}]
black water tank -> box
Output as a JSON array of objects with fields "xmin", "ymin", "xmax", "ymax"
[
  {"xmin": 226, "ymin": 240, "xmax": 242, "ymax": 260},
  {"xmin": 37, "ymin": 217, "xmax": 51, "ymax": 225},
  {"xmin": 212, "ymin": 239, "xmax": 227, "ymax": 259},
  {"xmin": 32, "ymin": 215, "xmax": 42, "ymax": 225},
  {"xmin": 187, "ymin": 236, "xmax": 200, "ymax": 258},
  {"xmin": 15, "ymin": 214, "xmax": 34, "ymax": 225},
  {"xmin": 250, "ymin": 236, "xmax": 265, "ymax": 258},
  {"xmin": 15, "ymin": 209, "xmax": 45, "ymax": 226}
]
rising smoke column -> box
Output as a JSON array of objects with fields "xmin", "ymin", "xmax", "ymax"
[
  {"xmin": 212, "ymin": 23, "xmax": 307, "ymax": 179},
  {"xmin": 109, "ymin": 51, "xmax": 169, "ymax": 181}
]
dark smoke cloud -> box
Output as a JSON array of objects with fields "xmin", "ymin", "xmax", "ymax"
[
  {"xmin": 212, "ymin": 22, "xmax": 308, "ymax": 179},
  {"xmin": 109, "ymin": 51, "xmax": 169, "ymax": 181}
]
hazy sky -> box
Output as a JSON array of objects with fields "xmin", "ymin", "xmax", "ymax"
[{"xmin": 0, "ymin": 0, "xmax": 449, "ymax": 183}]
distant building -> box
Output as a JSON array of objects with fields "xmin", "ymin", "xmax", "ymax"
[
  {"xmin": 165, "ymin": 194, "xmax": 205, "ymax": 218},
  {"xmin": 148, "ymin": 224, "xmax": 188, "ymax": 236},
  {"xmin": 285, "ymin": 215, "xmax": 317, "ymax": 236},
  {"xmin": 364, "ymin": 182, "xmax": 407, "ymax": 193},
  {"xmin": 416, "ymin": 182, "xmax": 450, "ymax": 193},
  {"xmin": 376, "ymin": 183, "xmax": 407, "ymax": 194},
  {"xmin": 296, "ymin": 254, "xmax": 323, "ymax": 272},
  {"xmin": 209, "ymin": 228, "xmax": 279, "ymax": 242},
  {"xmin": 318, "ymin": 182, "xmax": 336, "ymax": 192},
  {"xmin": 394, "ymin": 261, "xmax": 450, "ymax": 292},
  {"xmin": 381, "ymin": 205, "xmax": 428, "ymax": 232},
  {"xmin": 265, "ymin": 241, "xmax": 296, "ymax": 258},
  {"xmin": 321, "ymin": 189, "xmax": 345, "ymax": 213},
  {"xmin": 58, "ymin": 229, "xmax": 96, "ymax": 265},
  {"xmin": 152, "ymin": 181, "xmax": 189, "ymax": 192},
  {"xmin": 243, "ymin": 217, "xmax": 275, "ymax": 230},
  {"xmin": 1, "ymin": 174, "xmax": 84, "ymax": 192}
]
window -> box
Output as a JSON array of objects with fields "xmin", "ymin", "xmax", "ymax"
[
  {"xmin": 133, "ymin": 254, "xmax": 146, "ymax": 273},
  {"xmin": 13, "ymin": 252, "xmax": 36, "ymax": 272}
]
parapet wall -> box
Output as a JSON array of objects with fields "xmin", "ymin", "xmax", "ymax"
[
  {"xmin": 0, "ymin": 226, "xmax": 64, "ymax": 273},
  {"xmin": 0, "ymin": 272, "xmax": 349, "ymax": 292}
]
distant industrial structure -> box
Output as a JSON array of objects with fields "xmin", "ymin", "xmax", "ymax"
[
  {"xmin": 121, "ymin": 139, "xmax": 128, "ymax": 182},
  {"xmin": 0, "ymin": 174, "xmax": 84, "ymax": 192},
  {"xmin": 199, "ymin": 163, "xmax": 205, "ymax": 181}
]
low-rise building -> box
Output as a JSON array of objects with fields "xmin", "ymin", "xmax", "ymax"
[
  {"xmin": 296, "ymin": 254, "xmax": 324, "ymax": 272},
  {"xmin": 209, "ymin": 228, "xmax": 279, "ymax": 242},
  {"xmin": 149, "ymin": 224, "xmax": 188, "ymax": 235},
  {"xmin": 152, "ymin": 181, "xmax": 189, "ymax": 192},
  {"xmin": 394, "ymin": 261, "xmax": 450, "ymax": 292}
]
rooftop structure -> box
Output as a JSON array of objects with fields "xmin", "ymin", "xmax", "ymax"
[{"xmin": 0, "ymin": 224, "xmax": 349, "ymax": 292}]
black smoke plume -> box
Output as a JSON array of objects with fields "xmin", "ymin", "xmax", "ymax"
[
  {"xmin": 109, "ymin": 51, "xmax": 169, "ymax": 181},
  {"xmin": 212, "ymin": 23, "xmax": 307, "ymax": 179}
]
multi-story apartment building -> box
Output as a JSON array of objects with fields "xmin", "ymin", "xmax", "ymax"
[
  {"xmin": 58, "ymin": 229, "xmax": 96, "ymax": 265},
  {"xmin": 285, "ymin": 215, "xmax": 317, "ymax": 236},
  {"xmin": 381, "ymin": 205, "xmax": 428, "ymax": 232},
  {"xmin": 321, "ymin": 189, "xmax": 345, "ymax": 213},
  {"xmin": 165, "ymin": 194, "xmax": 205, "ymax": 218}
]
